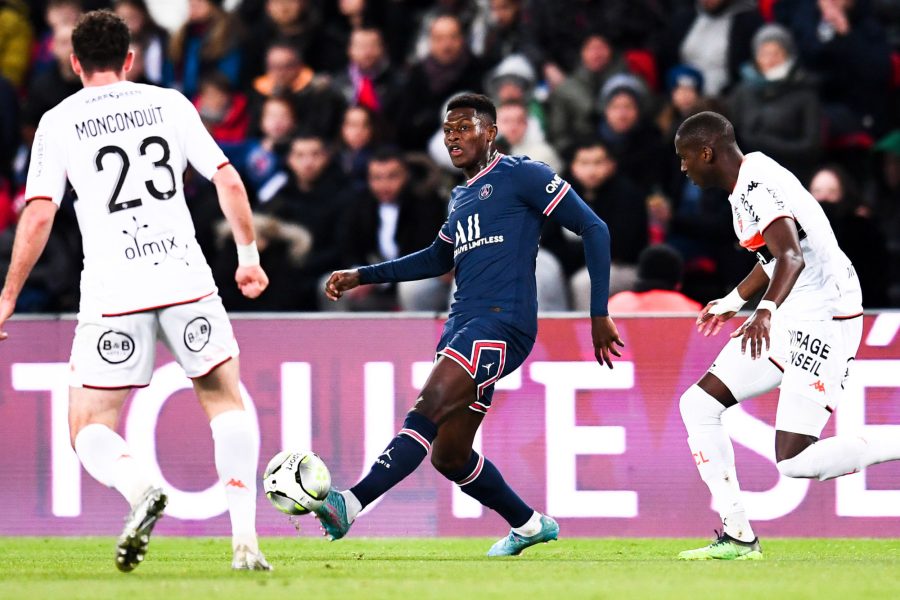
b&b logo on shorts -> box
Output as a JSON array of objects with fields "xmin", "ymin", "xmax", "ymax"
[
  {"xmin": 184, "ymin": 317, "xmax": 211, "ymax": 352},
  {"xmin": 97, "ymin": 330, "xmax": 135, "ymax": 364}
]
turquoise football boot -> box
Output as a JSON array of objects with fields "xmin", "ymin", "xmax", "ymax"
[
  {"xmin": 313, "ymin": 490, "xmax": 353, "ymax": 541},
  {"xmin": 487, "ymin": 515, "xmax": 559, "ymax": 556}
]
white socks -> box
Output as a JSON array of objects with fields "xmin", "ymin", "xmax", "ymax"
[
  {"xmin": 512, "ymin": 511, "xmax": 543, "ymax": 537},
  {"xmin": 681, "ymin": 385, "xmax": 755, "ymax": 542},
  {"xmin": 777, "ymin": 433, "xmax": 900, "ymax": 481},
  {"xmin": 340, "ymin": 490, "xmax": 362, "ymax": 522},
  {"xmin": 74, "ymin": 423, "xmax": 157, "ymax": 508},
  {"xmin": 210, "ymin": 409, "xmax": 260, "ymax": 550}
]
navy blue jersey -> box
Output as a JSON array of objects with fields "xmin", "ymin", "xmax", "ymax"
[
  {"xmin": 439, "ymin": 155, "xmax": 572, "ymax": 335},
  {"xmin": 359, "ymin": 154, "xmax": 611, "ymax": 339}
]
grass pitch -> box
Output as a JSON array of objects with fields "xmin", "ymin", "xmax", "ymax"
[{"xmin": 2, "ymin": 537, "xmax": 899, "ymax": 599}]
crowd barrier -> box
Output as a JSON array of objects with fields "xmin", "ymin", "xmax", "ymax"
[{"xmin": 1, "ymin": 313, "xmax": 898, "ymax": 537}]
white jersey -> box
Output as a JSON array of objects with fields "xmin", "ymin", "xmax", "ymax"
[
  {"xmin": 25, "ymin": 80, "xmax": 227, "ymax": 316},
  {"xmin": 728, "ymin": 152, "xmax": 862, "ymax": 320}
]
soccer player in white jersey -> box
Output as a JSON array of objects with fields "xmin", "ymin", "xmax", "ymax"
[
  {"xmin": 673, "ymin": 111, "xmax": 900, "ymax": 560},
  {"xmin": 0, "ymin": 11, "xmax": 272, "ymax": 572}
]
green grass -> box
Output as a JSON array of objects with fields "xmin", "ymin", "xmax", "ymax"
[{"xmin": 2, "ymin": 537, "xmax": 899, "ymax": 599}]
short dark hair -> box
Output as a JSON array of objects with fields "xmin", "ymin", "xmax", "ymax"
[
  {"xmin": 369, "ymin": 146, "xmax": 406, "ymax": 167},
  {"xmin": 635, "ymin": 244, "xmax": 684, "ymax": 292},
  {"xmin": 446, "ymin": 93, "xmax": 497, "ymax": 123},
  {"xmin": 675, "ymin": 111, "xmax": 735, "ymax": 149},
  {"xmin": 72, "ymin": 10, "xmax": 131, "ymax": 74}
]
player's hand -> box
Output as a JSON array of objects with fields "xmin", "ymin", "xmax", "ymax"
[
  {"xmin": 325, "ymin": 269, "xmax": 361, "ymax": 301},
  {"xmin": 591, "ymin": 315, "xmax": 625, "ymax": 369},
  {"xmin": 235, "ymin": 264, "xmax": 269, "ymax": 299},
  {"xmin": 730, "ymin": 308, "xmax": 772, "ymax": 359},
  {"xmin": 0, "ymin": 295, "xmax": 14, "ymax": 341},
  {"xmin": 696, "ymin": 301, "xmax": 736, "ymax": 337}
]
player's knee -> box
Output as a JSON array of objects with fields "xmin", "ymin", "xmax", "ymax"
[
  {"xmin": 430, "ymin": 448, "xmax": 468, "ymax": 477},
  {"xmin": 679, "ymin": 385, "xmax": 726, "ymax": 429}
]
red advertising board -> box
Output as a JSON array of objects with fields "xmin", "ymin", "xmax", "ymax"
[{"xmin": 1, "ymin": 314, "xmax": 899, "ymax": 537}]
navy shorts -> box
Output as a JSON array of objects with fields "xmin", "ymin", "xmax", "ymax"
[{"xmin": 435, "ymin": 315, "xmax": 533, "ymax": 414}]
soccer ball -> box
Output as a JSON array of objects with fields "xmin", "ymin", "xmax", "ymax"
[{"xmin": 262, "ymin": 450, "xmax": 332, "ymax": 515}]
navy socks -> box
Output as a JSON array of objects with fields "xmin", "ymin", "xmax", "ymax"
[{"xmin": 443, "ymin": 450, "xmax": 533, "ymax": 528}]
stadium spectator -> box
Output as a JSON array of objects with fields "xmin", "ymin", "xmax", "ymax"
[
  {"xmin": 194, "ymin": 72, "xmax": 250, "ymax": 145},
  {"xmin": 495, "ymin": 99, "xmax": 560, "ymax": 171},
  {"xmin": 809, "ymin": 164, "xmax": 889, "ymax": 306},
  {"xmin": 241, "ymin": 0, "xmax": 343, "ymax": 85},
  {"xmin": 596, "ymin": 74, "xmax": 667, "ymax": 194},
  {"xmin": 545, "ymin": 32, "xmax": 629, "ymax": 156},
  {"xmin": 30, "ymin": 0, "xmax": 81, "ymax": 80},
  {"xmin": 656, "ymin": 64, "xmax": 707, "ymax": 143},
  {"xmin": 22, "ymin": 23, "xmax": 82, "ymax": 142},
  {"xmin": 410, "ymin": 0, "xmax": 486, "ymax": 64},
  {"xmin": 336, "ymin": 105, "xmax": 380, "ymax": 195},
  {"xmin": 776, "ymin": 0, "xmax": 893, "ymax": 147},
  {"xmin": 542, "ymin": 138, "xmax": 648, "ymax": 308},
  {"xmin": 330, "ymin": 26, "xmax": 404, "ymax": 120},
  {"xmin": 166, "ymin": 0, "xmax": 242, "ymax": 98},
  {"xmin": 229, "ymin": 94, "xmax": 295, "ymax": 204},
  {"xmin": 868, "ymin": 130, "xmax": 900, "ymax": 305},
  {"xmin": 658, "ymin": 0, "xmax": 764, "ymax": 97},
  {"xmin": 213, "ymin": 213, "xmax": 311, "ymax": 311},
  {"xmin": 522, "ymin": 0, "xmax": 667, "ymax": 88},
  {"xmin": 396, "ymin": 13, "xmax": 485, "ymax": 151},
  {"xmin": 0, "ymin": 0, "xmax": 33, "ymax": 88},
  {"xmin": 483, "ymin": 53, "xmax": 548, "ymax": 141},
  {"xmin": 262, "ymin": 133, "xmax": 354, "ymax": 309},
  {"xmin": 248, "ymin": 40, "xmax": 346, "ymax": 142},
  {"xmin": 113, "ymin": 0, "xmax": 167, "ymax": 85},
  {"xmin": 607, "ymin": 244, "xmax": 703, "ymax": 314},
  {"xmin": 332, "ymin": 148, "xmax": 449, "ymax": 311},
  {"xmin": 478, "ymin": 0, "xmax": 541, "ymax": 72},
  {"xmin": 727, "ymin": 23, "xmax": 822, "ymax": 183}
]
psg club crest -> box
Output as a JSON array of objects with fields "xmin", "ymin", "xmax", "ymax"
[{"xmin": 479, "ymin": 184, "xmax": 493, "ymax": 200}]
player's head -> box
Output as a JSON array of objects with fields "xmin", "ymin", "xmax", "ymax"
[
  {"xmin": 443, "ymin": 93, "xmax": 498, "ymax": 170},
  {"xmin": 674, "ymin": 111, "xmax": 738, "ymax": 189},
  {"xmin": 71, "ymin": 10, "xmax": 133, "ymax": 77}
]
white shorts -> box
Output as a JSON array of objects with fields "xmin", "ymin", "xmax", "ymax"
[
  {"xmin": 69, "ymin": 294, "xmax": 239, "ymax": 389},
  {"xmin": 708, "ymin": 313, "xmax": 863, "ymax": 437}
]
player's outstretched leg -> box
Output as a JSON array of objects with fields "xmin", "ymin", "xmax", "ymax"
[
  {"xmin": 313, "ymin": 411, "xmax": 438, "ymax": 540},
  {"xmin": 115, "ymin": 486, "xmax": 168, "ymax": 572},
  {"xmin": 678, "ymin": 530, "xmax": 762, "ymax": 561}
]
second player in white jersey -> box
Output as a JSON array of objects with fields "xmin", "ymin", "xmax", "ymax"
[
  {"xmin": 26, "ymin": 80, "xmax": 227, "ymax": 316},
  {"xmin": 728, "ymin": 152, "xmax": 862, "ymax": 320}
]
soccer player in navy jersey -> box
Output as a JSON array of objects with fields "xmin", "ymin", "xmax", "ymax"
[{"xmin": 317, "ymin": 93, "xmax": 623, "ymax": 556}]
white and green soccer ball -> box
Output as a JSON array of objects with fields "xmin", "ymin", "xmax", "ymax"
[{"xmin": 263, "ymin": 450, "xmax": 332, "ymax": 515}]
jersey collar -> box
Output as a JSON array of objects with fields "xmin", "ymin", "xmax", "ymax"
[{"xmin": 466, "ymin": 153, "xmax": 504, "ymax": 187}]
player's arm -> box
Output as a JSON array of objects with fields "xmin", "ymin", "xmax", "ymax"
[
  {"xmin": 176, "ymin": 89, "xmax": 269, "ymax": 300},
  {"xmin": 325, "ymin": 233, "xmax": 454, "ymax": 301},
  {"xmin": 212, "ymin": 164, "xmax": 269, "ymax": 299},
  {"xmin": 696, "ymin": 262, "xmax": 769, "ymax": 337},
  {"xmin": 0, "ymin": 200, "xmax": 58, "ymax": 340},
  {"xmin": 731, "ymin": 216, "xmax": 804, "ymax": 359},
  {"xmin": 547, "ymin": 188, "xmax": 624, "ymax": 368}
]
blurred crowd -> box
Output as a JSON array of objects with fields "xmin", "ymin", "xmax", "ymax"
[{"xmin": 2, "ymin": 0, "xmax": 899, "ymax": 313}]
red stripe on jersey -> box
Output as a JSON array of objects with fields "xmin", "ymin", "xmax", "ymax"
[
  {"xmin": 833, "ymin": 312, "xmax": 863, "ymax": 320},
  {"xmin": 543, "ymin": 181, "xmax": 571, "ymax": 216},
  {"xmin": 25, "ymin": 196, "xmax": 53, "ymax": 203},
  {"xmin": 466, "ymin": 153, "xmax": 504, "ymax": 186},
  {"xmin": 82, "ymin": 383, "xmax": 150, "ymax": 390},
  {"xmin": 438, "ymin": 230, "xmax": 453, "ymax": 243},
  {"xmin": 216, "ymin": 161, "xmax": 230, "ymax": 170},
  {"xmin": 739, "ymin": 232, "xmax": 766, "ymax": 251},
  {"xmin": 101, "ymin": 291, "xmax": 214, "ymax": 317}
]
